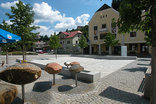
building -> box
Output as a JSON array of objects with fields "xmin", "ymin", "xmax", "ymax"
[
  {"xmin": 35, "ymin": 41, "xmax": 50, "ymax": 53},
  {"xmin": 88, "ymin": 4, "xmax": 150, "ymax": 56},
  {"xmin": 58, "ymin": 31, "xmax": 83, "ymax": 54}
]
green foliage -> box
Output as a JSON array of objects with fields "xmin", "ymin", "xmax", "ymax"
[
  {"xmin": 39, "ymin": 35, "xmax": 49, "ymax": 42},
  {"xmin": 117, "ymin": 0, "xmax": 151, "ymax": 44},
  {"xmin": 80, "ymin": 25, "xmax": 89, "ymax": 39},
  {"xmin": 112, "ymin": 0, "xmax": 122, "ymax": 10},
  {"xmin": 5, "ymin": 0, "xmax": 39, "ymax": 49},
  {"xmin": 78, "ymin": 35, "xmax": 88, "ymax": 48},
  {"xmin": 49, "ymin": 33, "xmax": 61, "ymax": 49},
  {"xmin": 104, "ymin": 32, "xmax": 119, "ymax": 47}
]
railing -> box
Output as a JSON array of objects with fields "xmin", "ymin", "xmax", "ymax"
[{"xmin": 99, "ymin": 28, "xmax": 108, "ymax": 33}]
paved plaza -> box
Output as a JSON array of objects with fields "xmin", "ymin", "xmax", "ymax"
[
  {"xmin": 29, "ymin": 56, "xmax": 134, "ymax": 78},
  {"xmin": 0, "ymin": 54, "xmax": 150, "ymax": 104}
]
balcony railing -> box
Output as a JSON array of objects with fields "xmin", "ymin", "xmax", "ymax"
[{"xmin": 99, "ymin": 28, "xmax": 108, "ymax": 33}]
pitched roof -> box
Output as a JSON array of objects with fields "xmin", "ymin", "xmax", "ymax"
[
  {"xmin": 61, "ymin": 31, "xmax": 82, "ymax": 38},
  {"xmin": 62, "ymin": 32, "xmax": 69, "ymax": 35},
  {"xmin": 96, "ymin": 4, "xmax": 111, "ymax": 12}
]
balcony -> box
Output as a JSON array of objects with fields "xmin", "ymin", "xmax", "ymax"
[{"xmin": 99, "ymin": 28, "xmax": 108, "ymax": 33}]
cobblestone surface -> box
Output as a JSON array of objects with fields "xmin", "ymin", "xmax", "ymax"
[{"xmin": 0, "ymin": 55, "xmax": 150, "ymax": 104}]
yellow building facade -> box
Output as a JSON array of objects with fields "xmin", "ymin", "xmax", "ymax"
[{"xmin": 89, "ymin": 4, "xmax": 150, "ymax": 56}]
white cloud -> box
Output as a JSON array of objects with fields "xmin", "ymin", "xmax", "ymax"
[
  {"xmin": 33, "ymin": 2, "xmax": 63, "ymax": 24},
  {"xmin": 0, "ymin": 0, "xmax": 19, "ymax": 9},
  {"xmin": 54, "ymin": 17, "xmax": 76, "ymax": 32},
  {"xmin": 36, "ymin": 25, "xmax": 54, "ymax": 37},
  {"xmin": 75, "ymin": 14, "xmax": 90, "ymax": 26},
  {"xmin": 33, "ymin": 2, "xmax": 90, "ymax": 32}
]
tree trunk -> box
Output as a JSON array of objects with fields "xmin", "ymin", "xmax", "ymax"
[
  {"xmin": 109, "ymin": 46, "xmax": 112, "ymax": 55},
  {"xmin": 55, "ymin": 49, "xmax": 57, "ymax": 59},
  {"xmin": 82, "ymin": 48, "xmax": 84, "ymax": 54},
  {"xmin": 6, "ymin": 49, "xmax": 8, "ymax": 65},
  {"xmin": 150, "ymin": 4, "xmax": 156, "ymax": 104},
  {"xmin": 22, "ymin": 44, "xmax": 26, "ymax": 62}
]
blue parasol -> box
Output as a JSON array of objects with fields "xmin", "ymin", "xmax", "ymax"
[
  {"xmin": 0, "ymin": 28, "xmax": 21, "ymax": 43},
  {"xmin": 0, "ymin": 28, "xmax": 21, "ymax": 65}
]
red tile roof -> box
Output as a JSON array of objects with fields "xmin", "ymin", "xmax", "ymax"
[
  {"xmin": 61, "ymin": 31, "xmax": 82, "ymax": 38},
  {"xmin": 62, "ymin": 32, "xmax": 69, "ymax": 35}
]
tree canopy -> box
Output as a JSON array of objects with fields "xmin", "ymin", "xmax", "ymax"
[
  {"xmin": 104, "ymin": 32, "xmax": 119, "ymax": 47},
  {"xmin": 5, "ymin": 0, "xmax": 39, "ymax": 60},
  {"xmin": 117, "ymin": 0, "xmax": 151, "ymax": 34},
  {"xmin": 78, "ymin": 35, "xmax": 88, "ymax": 49},
  {"xmin": 49, "ymin": 33, "xmax": 61, "ymax": 49}
]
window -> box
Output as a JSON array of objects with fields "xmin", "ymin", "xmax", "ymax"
[
  {"xmin": 94, "ymin": 26, "xmax": 98, "ymax": 30},
  {"xmin": 60, "ymin": 42, "xmax": 62, "ymax": 44},
  {"xmin": 130, "ymin": 32, "xmax": 136, "ymax": 37},
  {"xmin": 67, "ymin": 41, "xmax": 70, "ymax": 44},
  {"xmin": 100, "ymin": 33, "xmax": 107, "ymax": 39},
  {"xmin": 76, "ymin": 41, "xmax": 78, "ymax": 44},
  {"xmin": 94, "ymin": 26, "xmax": 98, "ymax": 36},
  {"xmin": 102, "ymin": 24, "xmax": 106, "ymax": 28},
  {"xmin": 94, "ymin": 36, "xmax": 98, "ymax": 40}
]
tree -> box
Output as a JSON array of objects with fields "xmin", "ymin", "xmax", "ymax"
[
  {"xmin": 39, "ymin": 35, "xmax": 49, "ymax": 42},
  {"xmin": 6, "ymin": 0, "xmax": 39, "ymax": 61},
  {"xmin": 49, "ymin": 33, "xmax": 61, "ymax": 59},
  {"xmin": 112, "ymin": 0, "xmax": 123, "ymax": 11},
  {"xmin": 117, "ymin": 0, "xmax": 156, "ymax": 103},
  {"xmin": 80, "ymin": 25, "xmax": 89, "ymax": 39},
  {"xmin": 78, "ymin": 35, "xmax": 88, "ymax": 54},
  {"xmin": 104, "ymin": 32, "xmax": 119, "ymax": 55}
]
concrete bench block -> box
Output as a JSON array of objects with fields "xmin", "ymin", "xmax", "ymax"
[{"xmin": 60, "ymin": 67, "xmax": 101, "ymax": 83}]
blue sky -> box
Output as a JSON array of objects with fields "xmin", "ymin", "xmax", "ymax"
[{"xmin": 0, "ymin": 0, "xmax": 112, "ymax": 36}]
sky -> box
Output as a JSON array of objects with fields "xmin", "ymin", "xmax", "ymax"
[{"xmin": 0, "ymin": 0, "xmax": 112, "ymax": 36}]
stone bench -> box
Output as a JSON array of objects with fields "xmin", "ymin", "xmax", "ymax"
[{"xmin": 60, "ymin": 67, "xmax": 101, "ymax": 83}]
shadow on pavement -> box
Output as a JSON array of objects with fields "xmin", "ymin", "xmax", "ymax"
[
  {"xmin": 12, "ymin": 97, "xmax": 23, "ymax": 104},
  {"xmin": 99, "ymin": 86, "xmax": 149, "ymax": 104},
  {"xmin": 58, "ymin": 85, "xmax": 73, "ymax": 92},
  {"xmin": 33, "ymin": 81, "xmax": 52, "ymax": 92},
  {"xmin": 123, "ymin": 67, "xmax": 147, "ymax": 73}
]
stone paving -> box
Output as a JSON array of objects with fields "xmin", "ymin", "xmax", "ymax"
[
  {"xmin": 26, "ymin": 56, "xmax": 135, "ymax": 78},
  {"xmin": 0, "ymin": 54, "xmax": 150, "ymax": 104}
]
